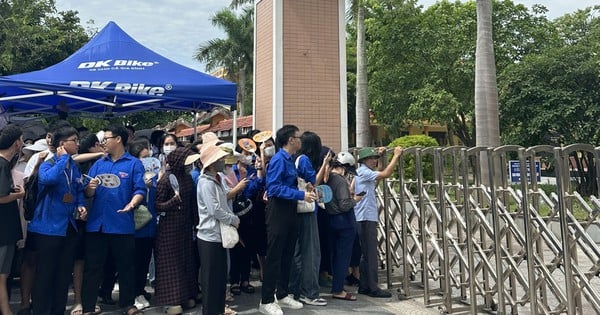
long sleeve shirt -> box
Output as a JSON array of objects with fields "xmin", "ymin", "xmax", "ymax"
[
  {"xmin": 28, "ymin": 154, "xmax": 84, "ymax": 236},
  {"xmin": 266, "ymin": 149, "xmax": 304, "ymax": 201},
  {"xmin": 86, "ymin": 152, "xmax": 146, "ymax": 234},
  {"xmin": 196, "ymin": 173, "xmax": 239, "ymax": 243}
]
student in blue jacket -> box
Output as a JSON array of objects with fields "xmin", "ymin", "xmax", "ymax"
[
  {"xmin": 27, "ymin": 126, "xmax": 87, "ymax": 315},
  {"xmin": 81, "ymin": 125, "xmax": 146, "ymax": 315}
]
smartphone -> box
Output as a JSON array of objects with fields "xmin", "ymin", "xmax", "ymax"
[{"xmin": 356, "ymin": 191, "xmax": 367, "ymax": 196}]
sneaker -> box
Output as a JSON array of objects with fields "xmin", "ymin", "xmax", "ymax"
[
  {"xmin": 134, "ymin": 295, "xmax": 150, "ymax": 309},
  {"xmin": 276, "ymin": 295, "xmax": 303, "ymax": 309},
  {"xmin": 258, "ymin": 302, "xmax": 283, "ymax": 315},
  {"xmin": 299, "ymin": 296, "xmax": 327, "ymax": 306}
]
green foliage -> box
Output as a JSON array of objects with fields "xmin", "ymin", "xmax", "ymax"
[
  {"xmin": 0, "ymin": 0, "xmax": 89, "ymax": 75},
  {"xmin": 195, "ymin": 6, "xmax": 254, "ymax": 115},
  {"xmin": 365, "ymin": 0, "xmax": 554, "ymax": 146},
  {"xmin": 388, "ymin": 135, "xmax": 438, "ymax": 181},
  {"xmin": 499, "ymin": 6, "xmax": 600, "ymax": 146}
]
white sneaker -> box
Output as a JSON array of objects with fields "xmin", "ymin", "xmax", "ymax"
[
  {"xmin": 276, "ymin": 295, "xmax": 303, "ymax": 309},
  {"xmin": 259, "ymin": 302, "xmax": 283, "ymax": 315},
  {"xmin": 134, "ymin": 295, "xmax": 150, "ymax": 309},
  {"xmin": 299, "ymin": 295, "xmax": 327, "ymax": 306}
]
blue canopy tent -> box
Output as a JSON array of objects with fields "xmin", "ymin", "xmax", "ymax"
[{"xmin": 0, "ymin": 21, "xmax": 237, "ymax": 118}]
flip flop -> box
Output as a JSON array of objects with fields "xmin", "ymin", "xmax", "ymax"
[{"xmin": 332, "ymin": 292, "xmax": 357, "ymax": 301}]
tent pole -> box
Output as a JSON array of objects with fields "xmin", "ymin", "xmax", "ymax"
[
  {"xmin": 193, "ymin": 110, "xmax": 198, "ymax": 142},
  {"xmin": 232, "ymin": 109, "xmax": 238, "ymax": 145}
]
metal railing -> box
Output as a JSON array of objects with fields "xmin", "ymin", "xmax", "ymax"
[{"xmin": 374, "ymin": 145, "xmax": 600, "ymax": 314}]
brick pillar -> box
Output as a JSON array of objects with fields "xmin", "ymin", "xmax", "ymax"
[{"xmin": 253, "ymin": 0, "xmax": 347, "ymax": 152}]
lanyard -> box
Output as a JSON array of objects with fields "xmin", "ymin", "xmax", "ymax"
[{"xmin": 63, "ymin": 167, "xmax": 73, "ymax": 193}]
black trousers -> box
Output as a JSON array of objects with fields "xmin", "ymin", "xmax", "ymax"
[
  {"xmin": 82, "ymin": 232, "xmax": 136, "ymax": 313},
  {"xmin": 198, "ymin": 239, "xmax": 227, "ymax": 315},
  {"xmin": 134, "ymin": 237, "xmax": 154, "ymax": 296},
  {"xmin": 261, "ymin": 198, "xmax": 298, "ymax": 304},
  {"xmin": 357, "ymin": 221, "xmax": 380, "ymax": 292},
  {"xmin": 30, "ymin": 225, "xmax": 78, "ymax": 315}
]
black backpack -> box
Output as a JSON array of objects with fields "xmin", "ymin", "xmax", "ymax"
[{"xmin": 23, "ymin": 159, "xmax": 55, "ymax": 221}]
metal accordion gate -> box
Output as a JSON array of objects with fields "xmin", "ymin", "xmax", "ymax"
[{"xmin": 374, "ymin": 144, "xmax": 600, "ymax": 314}]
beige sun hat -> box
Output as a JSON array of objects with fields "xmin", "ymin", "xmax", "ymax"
[
  {"xmin": 200, "ymin": 132, "xmax": 224, "ymax": 149},
  {"xmin": 200, "ymin": 144, "xmax": 228, "ymax": 172},
  {"xmin": 184, "ymin": 153, "xmax": 201, "ymax": 166},
  {"xmin": 219, "ymin": 142, "xmax": 241, "ymax": 165}
]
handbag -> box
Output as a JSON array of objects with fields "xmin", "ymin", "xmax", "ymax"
[
  {"xmin": 296, "ymin": 156, "xmax": 315, "ymax": 213},
  {"xmin": 220, "ymin": 222, "xmax": 239, "ymax": 248},
  {"xmin": 213, "ymin": 181, "xmax": 239, "ymax": 248},
  {"xmin": 232, "ymin": 194, "xmax": 253, "ymax": 217},
  {"xmin": 134, "ymin": 204, "xmax": 153, "ymax": 230}
]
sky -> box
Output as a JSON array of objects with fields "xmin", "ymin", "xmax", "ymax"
[{"xmin": 55, "ymin": 0, "xmax": 598, "ymax": 73}]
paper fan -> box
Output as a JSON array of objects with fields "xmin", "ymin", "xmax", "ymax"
[
  {"xmin": 252, "ymin": 130, "xmax": 272, "ymax": 143},
  {"xmin": 238, "ymin": 138, "xmax": 257, "ymax": 153}
]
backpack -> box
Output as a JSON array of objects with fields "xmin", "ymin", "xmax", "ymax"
[{"xmin": 23, "ymin": 159, "xmax": 55, "ymax": 221}]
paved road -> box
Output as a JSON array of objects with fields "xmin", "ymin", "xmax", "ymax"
[{"xmin": 8, "ymin": 277, "xmax": 439, "ymax": 315}]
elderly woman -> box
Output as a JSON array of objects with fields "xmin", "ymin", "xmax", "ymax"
[
  {"xmin": 153, "ymin": 147, "xmax": 198, "ymax": 315},
  {"xmin": 196, "ymin": 145, "xmax": 240, "ymax": 315}
]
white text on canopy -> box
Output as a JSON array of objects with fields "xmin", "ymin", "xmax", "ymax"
[{"xmin": 69, "ymin": 81, "xmax": 166, "ymax": 96}]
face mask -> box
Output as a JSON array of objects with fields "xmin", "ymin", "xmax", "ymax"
[
  {"xmin": 264, "ymin": 146, "xmax": 275, "ymax": 157},
  {"xmin": 241, "ymin": 155, "xmax": 253, "ymax": 165},
  {"xmin": 163, "ymin": 145, "xmax": 176, "ymax": 155},
  {"xmin": 213, "ymin": 160, "xmax": 226, "ymax": 172},
  {"xmin": 223, "ymin": 165, "xmax": 234, "ymax": 176}
]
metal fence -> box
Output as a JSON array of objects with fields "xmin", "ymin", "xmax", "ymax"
[{"xmin": 374, "ymin": 144, "xmax": 600, "ymax": 314}]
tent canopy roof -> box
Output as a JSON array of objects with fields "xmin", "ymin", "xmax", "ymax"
[{"xmin": 0, "ymin": 21, "xmax": 236, "ymax": 117}]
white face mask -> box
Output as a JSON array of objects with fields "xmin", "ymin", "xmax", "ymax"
[
  {"xmin": 241, "ymin": 155, "xmax": 253, "ymax": 165},
  {"xmin": 264, "ymin": 146, "xmax": 275, "ymax": 157},
  {"xmin": 223, "ymin": 165, "xmax": 234, "ymax": 176},
  {"xmin": 163, "ymin": 145, "xmax": 176, "ymax": 156}
]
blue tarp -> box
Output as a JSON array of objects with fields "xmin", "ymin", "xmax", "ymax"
[{"xmin": 0, "ymin": 21, "xmax": 237, "ymax": 117}]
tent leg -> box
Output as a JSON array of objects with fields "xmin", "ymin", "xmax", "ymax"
[
  {"xmin": 193, "ymin": 110, "xmax": 198, "ymax": 142},
  {"xmin": 232, "ymin": 109, "xmax": 238, "ymax": 145}
]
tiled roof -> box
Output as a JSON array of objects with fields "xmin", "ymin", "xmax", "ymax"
[
  {"xmin": 207, "ymin": 115, "xmax": 253, "ymax": 133},
  {"xmin": 176, "ymin": 115, "xmax": 253, "ymax": 137}
]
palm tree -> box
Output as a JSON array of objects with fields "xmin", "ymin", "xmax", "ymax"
[
  {"xmin": 475, "ymin": 0, "xmax": 500, "ymax": 184},
  {"xmin": 195, "ymin": 6, "xmax": 254, "ymax": 115},
  {"xmin": 348, "ymin": 0, "xmax": 371, "ymax": 147}
]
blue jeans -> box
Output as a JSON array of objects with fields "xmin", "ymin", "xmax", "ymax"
[{"xmin": 289, "ymin": 212, "xmax": 321, "ymax": 299}]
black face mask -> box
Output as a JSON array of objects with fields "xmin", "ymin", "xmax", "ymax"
[{"xmin": 213, "ymin": 160, "xmax": 226, "ymax": 172}]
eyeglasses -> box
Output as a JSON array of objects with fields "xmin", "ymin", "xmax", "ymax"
[
  {"xmin": 101, "ymin": 136, "xmax": 117, "ymax": 144},
  {"xmin": 64, "ymin": 138, "xmax": 80, "ymax": 145}
]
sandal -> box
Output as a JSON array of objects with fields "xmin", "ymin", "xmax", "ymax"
[
  {"xmin": 230, "ymin": 284, "xmax": 241, "ymax": 295},
  {"xmin": 224, "ymin": 305, "xmax": 237, "ymax": 315},
  {"xmin": 240, "ymin": 283, "xmax": 255, "ymax": 294},
  {"xmin": 332, "ymin": 292, "xmax": 357, "ymax": 301},
  {"xmin": 94, "ymin": 305, "xmax": 102, "ymax": 315},
  {"xmin": 123, "ymin": 306, "xmax": 143, "ymax": 315}
]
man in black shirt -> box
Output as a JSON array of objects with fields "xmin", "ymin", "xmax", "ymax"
[{"xmin": 0, "ymin": 124, "xmax": 24, "ymax": 315}]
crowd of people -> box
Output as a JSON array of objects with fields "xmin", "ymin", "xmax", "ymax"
[{"xmin": 0, "ymin": 121, "xmax": 403, "ymax": 315}]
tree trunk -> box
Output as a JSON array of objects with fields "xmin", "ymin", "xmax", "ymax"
[
  {"xmin": 475, "ymin": 0, "xmax": 500, "ymax": 185},
  {"xmin": 355, "ymin": 3, "xmax": 370, "ymax": 147},
  {"xmin": 238, "ymin": 65, "xmax": 246, "ymax": 116}
]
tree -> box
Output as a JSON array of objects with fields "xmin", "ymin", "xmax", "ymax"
[
  {"xmin": 499, "ymin": 7, "xmax": 600, "ymax": 146},
  {"xmin": 195, "ymin": 6, "xmax": 254, "ymax": 116},
  {"xmin": 475, "ymin": 0, "xmax": 500, "ymax": 150},
  {"xmin": 348, "ymin": 0, "xmax": 371, "ymax": 147},
  {"xmin": 0, "ymin": 0, "xmax": 89, "ymax": 75},
  {"xmin": 366, "ymin": 0, "xmax": 552, "ymax": 147}
]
